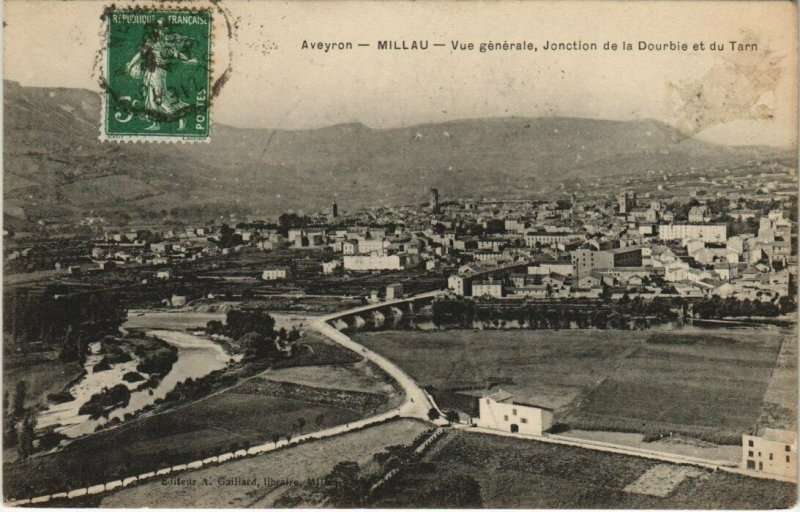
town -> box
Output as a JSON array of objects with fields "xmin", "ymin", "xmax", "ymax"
[
  {"xmin": 3, "ymin": 134, "xmax": 798, "ymax": 509},
  {"xmin": 5, "ymin": 158, "xmax": 795, "ymax": 309}
]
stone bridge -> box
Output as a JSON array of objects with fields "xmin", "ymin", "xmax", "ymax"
[{"xmin": 320, "ymin": 290, "xmax": 444, "ymax": 332}]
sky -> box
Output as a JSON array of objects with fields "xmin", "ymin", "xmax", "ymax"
[{"xmin": 4, "ymin": 0, "xmax": 798, "ymax": 147}]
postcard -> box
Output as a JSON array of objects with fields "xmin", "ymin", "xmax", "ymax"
[{"xmin": 2, "ymin": 0, "xmax": 797, "ymax": 508}]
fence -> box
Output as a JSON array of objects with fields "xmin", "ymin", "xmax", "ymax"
[{"xmin": 6, "ymin": 413, "xmax": 402, "ymax": 506}]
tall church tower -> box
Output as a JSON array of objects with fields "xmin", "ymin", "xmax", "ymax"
[{"xmin": 430, "ymin": 188, "xmax": 440, "ymax": 213}]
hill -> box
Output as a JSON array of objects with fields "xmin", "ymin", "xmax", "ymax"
[{"xmin": 3, "ymin": 80, "xmax": 790, "ymax": 225}]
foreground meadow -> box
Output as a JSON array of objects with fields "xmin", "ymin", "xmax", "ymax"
[{"xmin": 370, "ymin": 430, "xmax": 796, "ymax": 508}]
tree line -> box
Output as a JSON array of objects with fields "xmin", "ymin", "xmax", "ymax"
[
  {"xmin": 206, "ymin": 309, "xmax": 300, "ymax": 358},
  {"xmin": 431, "ymin": 296, "xmax": 680, "ymax": 330},
  {"xmin": 432, "ymin": 293, "xmax": 794, "ymax": 329},
  {"xmin": 4, "ymin": 288, "xmax": 126, "ymax": 363},
  {"xmin": 691, "ymin": 295, "xmax": 794, "ymax": 319}
]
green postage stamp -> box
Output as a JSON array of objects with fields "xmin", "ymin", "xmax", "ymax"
[{"xmin": 102, "ymin": 7, "xmax": 212, "ymax": 142}]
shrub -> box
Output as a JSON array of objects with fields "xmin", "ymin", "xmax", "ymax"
[
  {"xmin": 123, "ymin": 371, "xmax": 145, "ymax": 383},
  {"xmin": 136, "ymin": 348, "xmax": 178, "ymax": 375},
  {"xmin": 38, "ymin": 430, "xmax": 68, "ymax": 451},
  {"xmin": 47, "ymin": 391, "xmax": 75, "ymax": 404},
  {"xmin": 78, "ymin": 384, "xmax": 131, "ymax": 419},
  {"xmin": 92, "ymin": 358, "xmax": 112, "ymax": 373}
]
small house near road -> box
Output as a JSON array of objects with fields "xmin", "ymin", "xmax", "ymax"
[
  {"xmin": 742, "ymin": 429, "xmax": 797, "ymax": 480},
  {"xmin": 476, "ymin": 389, "xmax": 553, "ymax": 436}
]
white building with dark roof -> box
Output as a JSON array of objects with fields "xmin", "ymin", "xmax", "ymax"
[{"xmin": 476, "ymin": 389, "xmax": 554, "ymax": 436}]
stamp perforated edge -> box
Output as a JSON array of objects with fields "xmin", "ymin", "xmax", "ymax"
[{"xmin": 98, "ymin": 3, "xmax": 214, "ymax": 144}]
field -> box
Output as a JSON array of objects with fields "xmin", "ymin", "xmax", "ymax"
[
  {"xmin": 123, "ymin": 311, "xmax": 226, "ymax": 330},
  {"xmin": 354, "ymin": 328, "xmax": 785, "ymax": 442},
  {"xmin": 5, "ymin": 388, "xmax": 360, "ymax": 498},
  {"xmin": 261, "ymin": 360, "xmax": 400, "ymax": 395},
  {"xmin": 98, "ymin": 418, "xmax": 430, "ymax": 508},
  {"xmin": 370, "ymin": 430, "xmax": 796, "ymax": 508},
  {"xmin": 354, "ymin": 329, "xmax": 643, "ymax": 411},
  {"xmin": 568, "ymin": 330, "xmax": 784, "ymax": 443}
]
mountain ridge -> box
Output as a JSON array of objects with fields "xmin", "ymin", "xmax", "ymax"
[{"xmin": 3, "ymin": 80, "xmax": 792, "ymax": 225}]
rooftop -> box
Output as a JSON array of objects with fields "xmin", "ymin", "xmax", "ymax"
[{"xmin": 762, "ymin": 428, "xmax": 797, "ymax": 444}]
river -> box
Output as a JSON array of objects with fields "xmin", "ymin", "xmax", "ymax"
[{"xmin": 36, "ymin": 322, "xmax": 235, "ymax": 440}]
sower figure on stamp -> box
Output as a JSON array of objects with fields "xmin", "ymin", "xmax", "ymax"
[{"xmin": 125, "ymin": 19, "xmax": 198, "ymax": 131}]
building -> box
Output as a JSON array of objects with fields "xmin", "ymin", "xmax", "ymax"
[
  {"xmin": 386, "ymin": 283, "xmax": 404, "ymax": 300},
  {"xmin": 343, "ymin": 253, "xmax": 404, "ymax": 271},
  {"xmin": 357, "ymin": 238, "xmax": 388, "ymax": 254},
  {"xmin": 524, "ymin": 230, "xmax": 581, "ymax": 247},
  {"xmin": 618, "ymin": 191, "xmax": 637, "ymax": 214},
  {"xmin": 448, "ymin": 274, "xmax": 472, "ymax": 296},
  {"xmin": 342, "ymin": 240, "xmax": 359, "ymax": 255},
  {"xmin": 690, "ymin": 247, "xmax": 740, "ymax": 265},
  {"xmin": 658, "ymin": 224, "xmax": 727, "ymax": 243},
  {"xmin": 262, "ymin": 267, "xmax": 288, "ymax": 280},
  {"xmin": 572, "ymin": 246, "xmax": 643, "ymax": 279},
  {"xmin": 321, "ymin": 260, "xmax": 341, "ymax": 275},
  {"xmin": 155, "ymin": 269, "xmax": 173, "ymax": 280},
  {"xmin": 688, "ymin": 205, "xmax": 710, "ymax": 223},
  {"xmin": 476, "ymin": 389, "xmax": 554, "ymax": 436},
  {"xmin": 478, "ymin": 237, "xmax": 507, "ymax": 252},
  {"xmin": 170, "ymin": 294, "xmax": 187, "ymax": 307},
  {"xmin": 331, "ymin": 200, "xmax": 338, "ymax": 219},
  {"xmin": 430, "ymin": 188, "xmax": 440, "ymax": 212},
  {"xmin": 742, "ymin": 429, "xmax": 797, "ymax": 480},
  {"xmin": 471, "ymin": 279, "xmax": 504, "ymax": 298},
  {"xmin": 150, "ymin": 242, "xmax": 170, "ymax": 254},
  {"xmin": 528, "ymin": 263, "xmax": 574, "ymax": 276}
]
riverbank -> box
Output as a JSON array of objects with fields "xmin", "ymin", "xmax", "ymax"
[
  {"xmin": 3, "ymin": 329, "xmax": 403, "ymax": 500},
  {"xmin": 34, "ymin": 328, "xmax": 234, "ymax": 445}
]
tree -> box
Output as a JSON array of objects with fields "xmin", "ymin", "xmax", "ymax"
[
  {"xmin": 206, "ymin": 320, "xmax": 224, "ymax": 335},
  {"xmin": 272, "ymin": 433, "xmax": 281, "ymax": 445},
  {"xmin": 427, "ymin": 408, "xmax": 440, "ymax": 421},
  {"xmin": 445, "ymin": 410, "xmax": 460, "ymax": 423},
  {"xmin": 779, "ymin": 295, "xmax": 796, "ymax": 314},
  {"xmin": 240, "ymin": 331, "xmax": 277, "ymax": 358},
  {"xmin": 296, "ymin": 417, "xmax": 306, "ymax": 433},
  {"xmin": 277, "ymin": 213, "xmax": 310, "ymax": 236},
  {"xmin": 18, "ymin": 414, "xmax": 35, "ymax": 459},
  {"xmin": 323, "ymin": 461, "xmax": 368, "ymax": 507},
  {"xmin": 600, "ymin": 283, "xmax": 613, "ymax": 303},
  {"xmin": 3, "ymin": 419, "xmax": 18, "ymax": 447},
  {"xmin": 315, "ymin": 413, "xmax": 325, "ymax": 428},
  {"xmin": 216, "ymin": 223, "xmax": 241, "ymax": 248},
  {"xmin": 225, "ymin": 309, "xmax": 276, "ymax": 339},
  {"xmin": 13, "ymin": 381, "xmax": 27, "ymax": 419}
]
